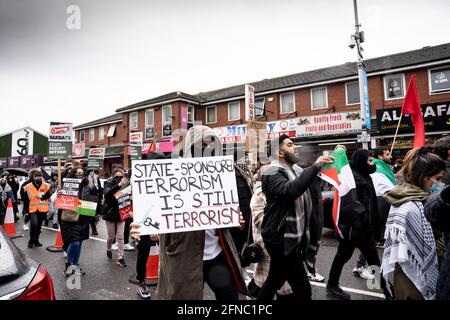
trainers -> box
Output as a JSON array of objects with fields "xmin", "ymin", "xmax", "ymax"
[
  {"xmin": 74, "ymin": 266, "xmax": 86, "ymax": 276},
  {"xmin": 23, "ymin": 222, "xmax": 29, "ymax": 231},
  {"xmin": 27, "ymin": 240, "xmax": 34, "ymax": 248},
  {"xmin": 124, "ymin": 243, "xmax": 135, "ymax": 251},
  {"xmin": 307, "ymin": 272, "xmax": 325, "ymax": 283},
  {"xmin": 326, "ymin": 285, "xmax": 351, "ymax": 300},
  {"xmin": 52, "ymin": 223, "xmax": 58, "ymax": 229},
  {"xmin": 111, "ymin": 243, "xmax": 118, "ymax": 251},
  {"xmin": 106, "ymin": 251, "xmax": 112, "ymax": 259},
  {"xmin": 64, "ymin": 265, "xmax": 76, "ymax": 277},
  {"xmin": 353, "ymin": 266, "xmax": 375, "ymax": 280},
  {"xmin": 92, "ymin": 229, "xmax": 99, "ymax": 236},
  {"xmin": 136, "ymin": 282, "xmax": 151, "ymax": 299},
  {"xmin": 116, "ymin": 259, "xmax": 127, "ymax": 268}
]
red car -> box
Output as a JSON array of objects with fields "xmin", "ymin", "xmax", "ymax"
[{"xmin": 0, "ymin": 229, "xmax": 55, "ymax": 300}]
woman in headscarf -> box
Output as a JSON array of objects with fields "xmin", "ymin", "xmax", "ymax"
[{"xmin": 382, "ymin": 148, "xmax": 446, "ymax": 300}]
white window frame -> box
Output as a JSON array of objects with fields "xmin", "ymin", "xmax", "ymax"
[
  {"xmin": 280, "ymin": 92, "xmax": 296, "ymax": 114},
  {"xmin": 89, "ymin": 128, "xmax": 95, "ymax": 142},
  {"xmin": 384, "ymin": 73, "xmax": 406, "ymax": 101},
  {"xmin": 310, "ymin": 87, "xmax": 328, "ymax": 110},
  {"xmin": 228, "ymin": 101, "xmax": 241, "ymax": 121},
  {"xmin": 129, "ymin": 112, "xmax": 138, "ymax": 130},
  {"xmin": 99, "ymin": 126, "xmax": 105, "ymax": 140},
  {"xmin": 145, "ymin": 109, "xmax": 154, "ymax": 127},
  {"xmin": 79, "ymin": 130, "xmax": 85, "ymax": 142},
  {"xmin": 187, "ymin": 105, "xmax": 195, "ymax": 124},
  {"xmin": 206, "ymin": 106, "xmax": 217, "ymax": 124},
  {"xmin": 428, "ymin": 65, "xmax": 450, "ymax": 95},
  {"xmin": 255, "ymin": 97, "xmax": 265, "ymax": 117},
  {"xmin": 345, "ymin": 81, "xmax": 360, "ymax": 106}
]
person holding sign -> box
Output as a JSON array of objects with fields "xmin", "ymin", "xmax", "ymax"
[
  {"xmin": 58, "ymin": 166, "xmax": 91, "ymax": 277},
  {"xmin": 256, "ymin": 134, "xmax": 334, "ymax": 301},
  {"xmin": 131, "ymin": 125, "xmax": 248, "ymax": 300},
  {"xmin": 22, "ymin": 170, "xmax": 52, "ymax": 248},
  {"xmin": 102, "ymin": 168, "xmax": 128, "ymax": 268}
]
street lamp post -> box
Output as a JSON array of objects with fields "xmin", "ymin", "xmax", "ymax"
[{"xmin": 350, "ymin": 0, "xmax": 370, "ymax": 149}]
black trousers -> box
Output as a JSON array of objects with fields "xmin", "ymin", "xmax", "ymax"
[
  {"xmin": 328, "ymin": 234, "xmax": 380, "ymax": 287},
  {"xmin": 29, "ymin": 212, "xmax": 46, "ymax": 243},
  {"xmin": 136, "ymin": 235, "xmax": 154, "ymax": 282},
  {"xmin": 257, "ymin": 242, "xmax": 312, "ymax": 301},
  {"xmin": 203, "ymin": 251, "xmax": 239, "ymax": 301},
  {"xmin": 89, "ymin": 217, "xmax": 97, "ymax": 232},
  {"xmin": 124, "ymin": 218, "xmax": 132, "ymax": 245}
]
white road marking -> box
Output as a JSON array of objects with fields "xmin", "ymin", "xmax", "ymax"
[
  {"xmin": 41, "ymin": 226, "xmax": 107, "ymax": 242},
  {"xmin": 309, "ymin": 281, "xmax": 385, "ymax": 299},
  {"xmin": 41, "ymin": 227, "xmax": 385, "ymax": 299}
]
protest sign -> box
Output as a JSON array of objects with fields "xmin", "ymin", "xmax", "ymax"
[
  {"xmin": 115, "ymin": 185, "xmax": 133, "ymax": 221},
  {"xmin": 54, "ymin": 178, "xmax": 81, "ymax": 211},
  {"xmin": 129, "ymin": 132, "xmax": 143, "ymax": 161},
  {"xmin": 48, "ymin": 122, "xmax": 73, "ymax": 160},
  {"xmin": 87, "ymin": 147, "xmax": 105, "ymax": 170},
  {"xmin": 131, "ymin": 155, "xmax": 240, "ymax": 235}
]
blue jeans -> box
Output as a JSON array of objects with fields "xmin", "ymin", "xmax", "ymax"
[{"xmin": 67, "ymin": 241, "xmax": 82, "ymax": 265}]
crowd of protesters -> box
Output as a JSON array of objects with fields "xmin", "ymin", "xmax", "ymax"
[{"xmin": 2, "ymin": 124, "xmax": 450, "ymax": 301}]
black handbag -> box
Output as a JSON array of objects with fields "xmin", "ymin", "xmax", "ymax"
[{"xmin": 240, "ymin": 214, "xmax": 264, "ymax": 267}]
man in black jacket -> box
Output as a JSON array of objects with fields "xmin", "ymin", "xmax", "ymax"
[{"xmin": 256, "ymin": 134, "xmax": 333, "ymax": 301}]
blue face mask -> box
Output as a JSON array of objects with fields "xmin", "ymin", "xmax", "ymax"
[{"xmin": 429, "ymin": 182, "xmax": 445, "ymax": 194}]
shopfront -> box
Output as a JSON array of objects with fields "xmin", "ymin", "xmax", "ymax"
[{"xmin": 375, "ymin": 101, "xmax": 450, "ymax": 161}]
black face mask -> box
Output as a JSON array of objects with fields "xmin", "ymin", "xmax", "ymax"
[
  {"xmin": 114, "ymin": 176, "xmax": 123, "ymax": 184},
  {"xmin": 33, "ymin": 178, "xmax": 43, "ymax": 187},
  {"xmin": 368, "ymin": 163, "xmax": 377, "ymax": 174},
  {"xmin": 0, "ymin": 183, "xmax": 6, "ymax": 188}
]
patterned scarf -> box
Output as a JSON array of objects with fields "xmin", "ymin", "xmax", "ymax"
[
  {"xmin": 382, "ymin": 185, "xmax": 439, "ymax": 300},
  {"xmin": 234, "ymin": 155, "xmax": 255, "ymax": 193}
]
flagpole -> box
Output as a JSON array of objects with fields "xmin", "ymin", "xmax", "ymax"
[{"xmin": 390, "ymin": 113, "xmax": 403, "ymax": 156}]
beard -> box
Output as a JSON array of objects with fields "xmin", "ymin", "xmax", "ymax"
[{"xmin": 284, "ymin": 152, "xmax": 300, "ymax": 165}]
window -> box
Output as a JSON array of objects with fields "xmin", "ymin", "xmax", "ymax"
[
  {"xmin": 206, "ymin": 106, "xmax": 217, "ymax": 124},
  {"xmin": 79, "ymin": 130, "xmax": 85, "ymax": 142},
  {"xmin": 145, "ymin": 109, "xmax": 154, "ymax": 127},
  {"xmin": 228, "ymin": 102, "xmax": 240, "ymax": 121},
  {"xmin": 345, "ymin": 81, "xmax": 360, "ymax": 105},
  {"xmin": 280, "ymin": 92, "xmax": 295, "ymax": 114},
  {"xmin": 99, "ymin": 126, "xmax": 105, "ymax": 140},
  {"xmin": 255, "ymin": 98, "xmax": 265, "ymax": 116},
  {"xmin": 162, "ymin": 105, "xmax": 172, "ymax": 124},
  {"xmin": 89, "ymin": 128, "xmax": 95, "ymax": 141},
  {"xmin": 311, "ymin": 87, "xmax": 328, "ymax": 110},
  {"xmin": 130, "ymin": 112, "xmax": 138, "ymax": 130},
  {"xmin": 384, "ymin": 74, "xmax": 405, "ymax": 100},
  {"xmin": 429, "ymin": 67, "xmax": 450, "ymax": 93},
  {"xmin": 107, "ymin": 124, "xmax": 116, "ymax": 137},
  {"xmin": 187, "ymin": 105, "xmax": 195, "ymax": 123}
]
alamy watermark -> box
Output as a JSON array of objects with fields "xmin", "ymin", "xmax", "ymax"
[{"xmin": 66, "ymin": 5, "xmax": 81, "ymax": 30}]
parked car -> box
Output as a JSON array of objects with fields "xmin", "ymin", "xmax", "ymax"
[{"xmin": 0, "ymin": 229, "xmax": 55, "ymax": 300}]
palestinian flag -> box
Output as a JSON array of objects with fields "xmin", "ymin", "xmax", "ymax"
[
  {"xmin": 318, "ymin": 147, "xmax": 357, "ymax": 239},
  {"xmin": 75, "ymin": 200, "xmax": 97, "ymax": 217},
  {"xmin": 370, "ymin": 159, "xmax": 395, "ymax": 197}
]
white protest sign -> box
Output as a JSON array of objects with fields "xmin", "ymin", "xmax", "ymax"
[{"xmin": 131, "ymin": 155, "xmax": 240, "ymax": 235}]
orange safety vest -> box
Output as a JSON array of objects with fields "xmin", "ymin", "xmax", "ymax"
[{"xmin": 24, "ymin": 182, "xmax": 51, "ymax": 213}]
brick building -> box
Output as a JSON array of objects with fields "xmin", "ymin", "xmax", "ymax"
[{"xmin": 75, "ymin": 43, "xmax": 450, "ymax": 169}]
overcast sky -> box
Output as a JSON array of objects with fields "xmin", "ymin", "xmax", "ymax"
[{"xmin": 1, "ymin": 0, "xmax": 449, "ymax": 135}]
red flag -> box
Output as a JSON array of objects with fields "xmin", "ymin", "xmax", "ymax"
[{"xmin": 401, "ymin": 75, "xmax": 425, "ymax": 148}]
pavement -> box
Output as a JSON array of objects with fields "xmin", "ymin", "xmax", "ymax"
[{"xmin": 10, "ymin": 217, "xmax": 385, "ymax": 300}]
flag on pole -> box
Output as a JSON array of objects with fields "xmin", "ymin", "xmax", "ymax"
[
  {"xmin": 318, "ymin": 147, "xmax": 359, "ymax": 239},
  {"xmin": 401, "ymin": 75, "xmax": 425, "ymax": 148},
  {"xmin": 149, "ymin": 134, "xmax": 157, "ymax": 152}
]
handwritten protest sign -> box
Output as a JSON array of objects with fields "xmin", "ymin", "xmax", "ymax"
[
  {"xmin": 114, "ymin": 185, "xmax": 133, "ymax": 221},
  {"xmin": 54, "ymin": 178, "xmax": 81, "ymax": 211},
  {"xmin": 131, "ymin": 155, "xmax": 240, "ymax": 235}
]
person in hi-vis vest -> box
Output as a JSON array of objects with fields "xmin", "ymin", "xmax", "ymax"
[{"xmin": 23, "ymin": 170, "xmax": 52, "ymax": 248}]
